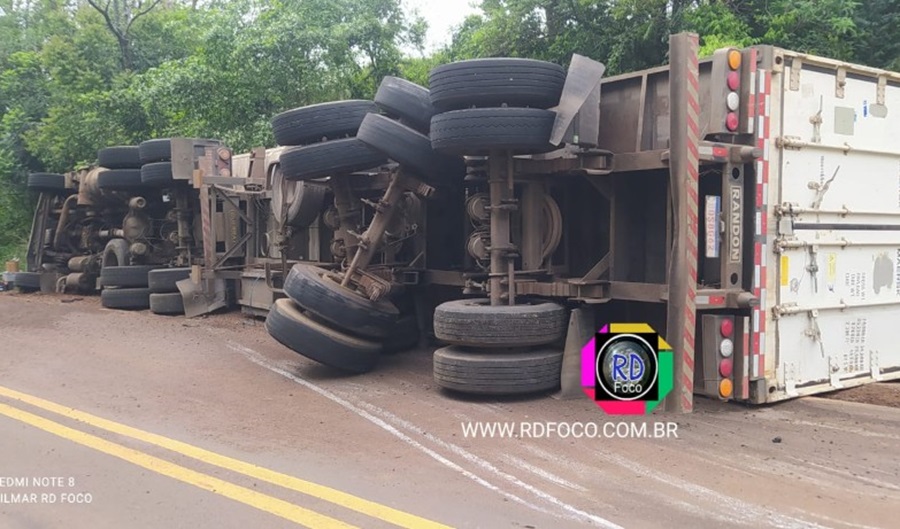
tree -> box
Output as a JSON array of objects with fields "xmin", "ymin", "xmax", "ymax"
[{"xmin": 85, "ymin": 0, "xmax": 163, "ymax": 70}]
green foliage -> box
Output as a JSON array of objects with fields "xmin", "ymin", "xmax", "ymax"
[
  {"xmin": 0, "ymin": 0, "xmax": 898, "ymax": 255},
  {"xmin": 762, "ymin": 0, "xmax": 860, "ymax": 60},
  {"xmin": 854, "ymin": 0, "xmax": 900, "ymax": 70},
  {"xmin": 681, "ymin": 1, "xmax": 754, "ymax": 57},
  {"xmin": 444, "ymin": 1, "xmax": 898, "ymax": 73}
]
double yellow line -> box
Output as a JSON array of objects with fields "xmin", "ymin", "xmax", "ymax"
[{"xmin": 0, "ymin": 385, "xmax": 451, "ymax": 529}]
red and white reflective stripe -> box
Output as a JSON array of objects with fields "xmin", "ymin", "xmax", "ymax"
[
  {"xmin": 751, "ymin": 69, "xmax": 771, "ymax": 380},
  {"xmin": 741, "ymin": 316, "xmax": 751, "ymax": 400},
  {"xmin": 745, "ymin": 49, "xmax": 758, "ymax": 134},
  {"xmin": 681, "ymin": 34, "xmax": 701, "ymax": 413}
]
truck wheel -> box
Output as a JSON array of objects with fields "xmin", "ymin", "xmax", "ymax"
[
  {"xmin": 27, "ymin": 173, "xmax": 66, "ymax": 193},
  {"xmin": 13, "ymin": 272, "xmax": 42, "ymax": 291},
  {"xmin": 356, "ymin": 113, "xmax": 465, "ymax": 185},
  {"xmin": 433, "ymin": 346, "xmax": 563, "ymax": 395},
  {"xmin": 100, "ymin": 265, "xmax": 157, "ymax": 288},
  {"xmin": 433, "ymin": 298, "xmax": 567, "ymax": 348},
  {"xmin": 280, "ymin": 138, "xmax": 387, "ymax": 181},
  {"xmin": 374, "ymin": 77, "xmax": 435, "ymax": 134},
  {"xmin": 98, "ymin": 146, "xmax": 142, "ymax": 169},
  {"xmin": 283, "ymin": 264, "xmax": 399, "ymax": 339},
  {"xmin": 97, "ymin": 169, "xmax": 144, "ymax": 191},
  {"xmin": 429, "ymin": 58, "xmax": 566, "ymax": 112},
  {"xmin": 101, "ymin": 287, "xmax": 151, "ymax": 310},
  {"xmin": 149, "ymin": 292, "xmax": 185, "ymax": 315},
  {"xmin": 271, "ymin": 167, "xmax": 328, "ymax": 228},
  {"xmin": 148, "ymin": 267, "xmax": 191, "ymax": 293},
  {"xmin": 139, "ymin": 139, "xmax": 173, "ymax": 164},
  {"xmin": 382, "ymin": 315, "xmax": 420, "ymax": 354},
  {"xmin": 141, "ymin": 162, "xmax": 177, "ymax": 187},
  {"xmin": 271, "ymin": 100, "xmax": 377, "ymax": 146},
  {"xmin": 265, "ymin": 298, "xmax": 381, "ymax": 373},
  {"xmin": 430, "ymin": 108, "xmax": 557, "ymax": 155}
]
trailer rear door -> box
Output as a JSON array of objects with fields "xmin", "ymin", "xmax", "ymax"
[{"xmin": 773, "ymin": 55, "xmax": 900, "ymax": 397}]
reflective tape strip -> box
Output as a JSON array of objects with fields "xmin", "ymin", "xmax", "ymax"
[
  {"xmin": 680, "ymin": 34, "xmax": 701, "ymax": 412},
  {"xmin": 751, "ymin": 69, "xmax": 771, "ymax": 380}
]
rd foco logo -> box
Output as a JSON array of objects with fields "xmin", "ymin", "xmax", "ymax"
[
  {"xmin": 581, "ymin": 324, "xmax": 673, "ymax": 415},
  {"xmin": 730, "ymin": 184, "xmax": 742, "ymax": 263}
]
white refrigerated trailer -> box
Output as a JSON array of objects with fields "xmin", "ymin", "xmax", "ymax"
[{"xmin": 759, "ymin": 49, "xmax": 900, "ymax": 400}]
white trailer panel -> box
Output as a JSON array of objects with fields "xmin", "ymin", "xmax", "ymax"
[{"xmin": 768, "ymin": 51, "xmax": 900, "ymax": 400}]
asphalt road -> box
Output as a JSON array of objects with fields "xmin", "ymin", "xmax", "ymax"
[{"xmin": 1, "ymin": 292, "xmax": 899, "ymax": 529}]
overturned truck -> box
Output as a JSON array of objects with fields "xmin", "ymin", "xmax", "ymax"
[
  {"xmin": 16, "ymin": 139, "xmax": 234, "ymax": 314},
  {"xmin": 249, "ymin": 34, "xmax": 900, "ymax": 408},
  {"xmin": 15, "ymin": 33, "xmax": 900, "ymax": 410}
]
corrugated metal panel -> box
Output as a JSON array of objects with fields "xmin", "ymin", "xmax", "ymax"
[{"xmin": 771, "ymin": 57, "xmax": 900, "ymax": 400}]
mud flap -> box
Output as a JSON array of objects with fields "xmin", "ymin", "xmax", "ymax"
[
  {"xmin": 555, "ymin": 307, "xmax": 595, "ymax": 400},
  {"xmin": 550, "ymin": 54, "xmax": 606, "ymax": 147},
  {"xmin": 177, "ymin": 277, "xmax": 227, "ymax": 319}
]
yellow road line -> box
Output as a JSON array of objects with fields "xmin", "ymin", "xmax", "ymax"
[
  {"xmin": 0, "ymin": 402, "xmax": 355, "ymax": 529},
  {"xmin": 0, "ymin": 385, "xmax": 452, "ymax": 529}
]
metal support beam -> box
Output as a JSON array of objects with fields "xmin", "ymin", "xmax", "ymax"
[
  {"xmin": 721, "ymin": 163, "xmax": 745, "ymax": 289},
  {"xmin": 198, "ymin": 173, "xmax": 216, "ymax": 271},
  {"xmin": 212, "ymin": 185, "xmax": 253, "ymax": 225},
  {"xmin": 330, "ymin": 174, "xmax": 361, "ymax": 260},
  {"xmin": 488, "ymin": 151, "xmax": 515, "ymax": 306},
  {"xmin": 213, "ymin": 232, "xmax": 253, "ymax": 270},
  {"xmin": 174, "ymin": 188, "xmax": 193, "ymax": 267},
  {"xmin": 577, "ymin": 253, "xmax": 610, "ymax": 283},
  {"xmin": 340, "ymin": 170, "xmax": 421, "ymax": 287},
  {"xmin": 664, "ymin": 33, "xmax": 701, "ymax": 414},
  {"xmin": 28, "ymin": 193, "xmax": 52, "ymax": 271}
]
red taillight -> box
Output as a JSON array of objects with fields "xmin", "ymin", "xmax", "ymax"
[
  {"xmin": 720, "ymin": 319, "xmax": 734, "ymax": 338},
  {"xmin": 726, "ymin": 113, "xmax": 739, "ymax": 131},
  {"xmin": 727, "ymin": 72, "xmax": 740, "ymax": 91},
  {"xmin": 719, "ymin": 358, "xmax": 734, "ymax": 377}
]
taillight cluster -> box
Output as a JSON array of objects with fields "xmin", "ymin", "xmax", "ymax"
[
  {"xmin": 700, "ymin": 315, "xmax": 738, "ymax": 400},
  {"xmin": 717, "ymin": 317, "xmax": 735, "ymax": 398},
  {"xmin": 710, "ymin": 48, "xmax": 745, "ymax": 135},
  {"xmin": 725, "ymin": 50, "xmax": 742, "ymax": 132}
]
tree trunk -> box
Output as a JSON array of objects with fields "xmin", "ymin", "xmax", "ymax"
[{"xmin": 117, "ymin": 36, "xmax": 132, "ymax": 71}]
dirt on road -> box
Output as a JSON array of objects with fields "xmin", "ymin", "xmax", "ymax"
[
  {"xmin": 1, "ymin": 292, "xmax": 899, "ymax": 529},
  {"xmin": 824, "ymin": 381, "xmax": 900, "ymax": 408}
]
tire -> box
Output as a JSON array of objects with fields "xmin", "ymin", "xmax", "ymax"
[
  {"xmin": 141, "ymin": 162, "xmax": 177, "ymax": 187},
  {"xmin": 374, "ymin": 77, "xmax": 434, "ymax": 134},
  {"xmin": 356, "ymin": 113, "xmax": 465, "ymax": 185},
  {"xmin": 382, "ymin": 315, "xmax": 420, "ymax": 354},
  {"xmin": 280, "ymin": 139, "xmax": 386, "ymax": 181},
  {"xmin": 271, "ymin": 167, "xmax": 328, "ymax": 228},
  {"xmin": 102, "ymin": 239, "xmax": 131, "ymax": 268},
  {"xmin": 433, "ymin": 298, "xmax": 567, "ymax": 348},
  {"xmin": 429, "ymin": 58, "xmax": 567, "ymax": 112},
  {"xmin": 100, "ymin": 265, "xmax": 157, "ymax": 288},
  {"xmin": 265, "ymin": 298, "xmax": 381, "ymax": 373},
  {"xmin": 148, "ymin": 267, "xmax": 191, "ymax": 293},
  {"xmin": 101, "ymin": 287, "xmax": 151, "ymax": 310},
  {"xmin": 433, "ymin": 346, "xmax": 563, "ymax": 395},
  {"xmin": 27, "ymin": 173, "xmax": 66, "ymax": 193},
  {"xmin": 139, "ymin": 139, "xmax": 173, "ymax": 164},
  {"xmin": 149, "ymin": 292, "xmax": 185, "ymax": 315},
  {"xmin": 13, "ymin": 272, "xmax": 42, "ymax": 291},
  {"xmin": 430, "ymin": 108, "xmax": 557, "ymax": 155},
  {"xmin": 271, "ymin": 101, "xmax": 377, "ymax": 146},
  {"xmin": 283, "ymin": 264, "xmax": 399, "ymax": 339},
  {"xmin": 98, "ymin": 146, "xmax": 141, "ymax": 169},
  {"xmin": 97, "ymin": 169, "xmax": 144, "ymax": 191}
]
